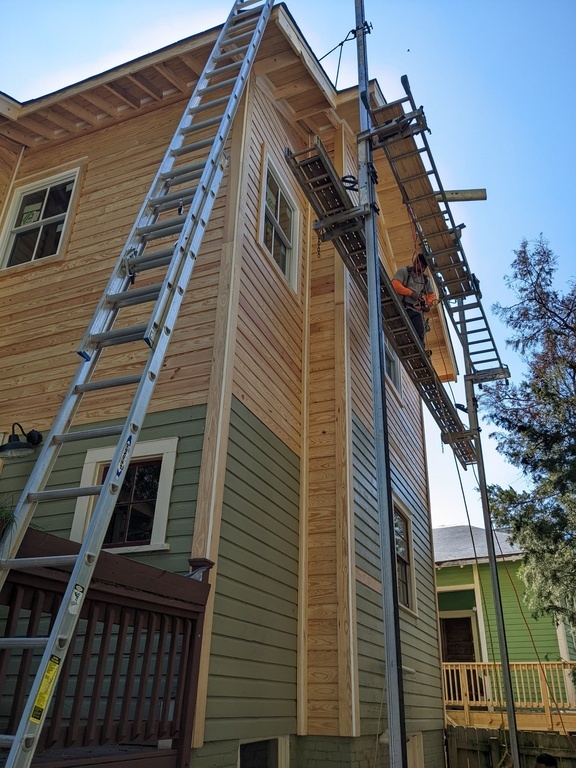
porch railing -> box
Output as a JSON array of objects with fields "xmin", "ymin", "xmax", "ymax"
[
  {"xmin": 0, "ymin": 529, "xmax": 211, "ymax": 767},
  {"xmin": 442, "ymin": 661, "xmax": 576, "ymax": 731}
]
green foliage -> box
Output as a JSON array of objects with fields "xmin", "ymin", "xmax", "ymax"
[{"xmin": 481, "ymin": 236, "xmax": 576, "ymax": 627}]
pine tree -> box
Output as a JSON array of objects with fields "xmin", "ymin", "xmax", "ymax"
[{"xmin": 481, "ymin": 235, "xmax": 576, "ymax": 626}]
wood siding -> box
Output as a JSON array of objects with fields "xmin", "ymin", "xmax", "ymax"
[
  {"xmin": 0, "ymin": 100, "xmax": 226, "ymax": 435},
  {"xmin": 232, "ymin": 77, "xmax": 308, "ymax": 454},
  {"xmin": 202, "ymin": 397, "xmax": 299, "ymax": 743},
  {"xmin": 477, "ymin": 560, "xmax": 560, "ymax": 663}
]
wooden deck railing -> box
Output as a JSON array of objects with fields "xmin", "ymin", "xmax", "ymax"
[
  {"xmin": 442, "ymin": 661, "xmax": 576, "ymax": 731},
  {"xmin": 0, "ymin": 529, "xmax": 211, "ymax": 767}
]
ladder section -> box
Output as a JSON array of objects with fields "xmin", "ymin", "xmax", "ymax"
[
  {"xmin": 366, "ymin": 76, "xmax": 509, "ymax": 385},
  {"xmin": 286, "ymin": 138, "xmax": 476, "ymax": 467},
  {"xmin": 0, "ymin": 2, "xmax": 273, "ymax": 766}
]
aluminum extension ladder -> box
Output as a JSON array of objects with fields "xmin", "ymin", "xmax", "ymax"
[{"xmin": 0, "ymin": 1, "xmax": 273, "ymax": 765}]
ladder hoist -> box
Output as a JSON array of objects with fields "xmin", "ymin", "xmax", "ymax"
[
  {"xmin": 287, "ymin": 77, "xmax": 510, "ymax": 468},
  {"xmin": 0, "ymin": 1, "xmax": 273, "ymax": 766}
]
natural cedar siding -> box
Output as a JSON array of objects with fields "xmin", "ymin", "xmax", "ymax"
[
  {"xmin": 0, "ymin": 141, "xmax": 20, "ymax": 209},
  {"xmin": 0, "ymin": 406, "xmax": 206, "ymax": 572},
  {"xmin": 232, "ymin": 78, "xmax": 308, "ymax": 454},
  {"xmin": 0, "ymin": 100, "xmax": 226, "ymax": 431},
  {"xmin": 203, "ymin": 397, "xmax": 299, "ymax": 743}
]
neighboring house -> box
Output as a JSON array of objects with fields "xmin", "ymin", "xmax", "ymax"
[
  {"xmin": 434, "ymin": 525, "xmax": 576, "ymax": 731},
  {"xmin": 0, "ymin": 3, "xmax": 464, "ymax": 767}
]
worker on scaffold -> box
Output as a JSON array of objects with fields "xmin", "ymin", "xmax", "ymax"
[{"xmin": 392, "ymin": 252, "xmax": 435, "ymax": 345}]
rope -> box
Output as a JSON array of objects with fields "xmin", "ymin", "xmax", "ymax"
[{"xmin": 319, "ymin": 29, "xmax": 357, "ymax": 89}]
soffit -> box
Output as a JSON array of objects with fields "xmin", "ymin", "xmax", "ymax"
[{"xmin": 0, "ymin": 4, "xmax": 334, "ymax": 149}]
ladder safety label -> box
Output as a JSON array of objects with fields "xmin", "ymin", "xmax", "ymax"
[
  {"xmin": 31, "ymin": 655, "xmax": 61, "ymax": 723},
  {"xmin": 115, "ymin": 435, "xmax": 133, "ymax": 479},
  {"xmin": 69, "ymin": 584, "xmax": 84, "ymax": 615}
]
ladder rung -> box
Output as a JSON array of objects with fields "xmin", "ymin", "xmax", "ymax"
[
  {"xmin": 206, "ymin": 59, "xmax": 243, "ymax": 78},
  {"xmin": 180, "ymin": 114, "xmax": 223, "ymax": 134},
  {"xmin": 1, "ymin": 555, "xmax": 79, "ymax": 570},
  {"xmin": 0, "ymin": 637, "xmax": 50, "ymax": 649},
  {"xmin": 188, "ymin": 94, "xmax": 230, "ymax": 114},
  {"xmin": 171, "ymin": 136, "xmax": 217, "ymax": 156},
  {"xmin": 52, "ymin": 426, "xmax": 124, "ymax": 444},
  {"xmin": 89, "ymin": 324, "xmax": 148, "ymax": 348},
  {"xmin": 0, "ymin": 735, "xmax": 15, "ymax": 748},
  {"xmin": 161, "ymin": 160, "xmax": 205, "ymax": 183},
  {"xmin": 149, "ymin": 187, "xmax": 198, "ymax": 211},
  {"xmin": 106, "ymin": 282, "xmax": 163, "ymax": 308},
  {"xmin": 197, "ymin": 75, "xmax": 238, "ymax": 96},
  {"xmin": 127, "ymin": 247, "xmax": 174, "ymax": 273},
  {"xmin": 139, "ymin": 222, "xmax": 185, "ymax": 242},
  {"xmin": 213, "ymin": 43, "xmax": 250, "ymax": 63},
  {"xmin": 74, "ymin": 374, "xmax": 142, "ymax": 394},
  {"xmin": 28, "ymin": 486, "xmax": 104, "ymax": 502},
  {"xmin": 137, "ymin": 216, "xmax": 185, "ymax": 236},
  {"xmin": 220, "ymin": 29, "xmax": 254, "ymax": 47}
]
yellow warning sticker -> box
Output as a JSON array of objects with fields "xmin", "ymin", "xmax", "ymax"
[{"xmin": 31, "ymin": 655, "xmax": 60, "ymax": 723}]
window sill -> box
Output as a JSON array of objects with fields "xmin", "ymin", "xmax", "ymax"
[{"xmin": 103, "ymin": 542, "xmax": 170, "ymax": 555}]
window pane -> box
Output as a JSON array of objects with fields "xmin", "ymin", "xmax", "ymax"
[
  {"xmin": 15, "ymin": 190, "xmax": 45, "ymax": 227},
  {"xmin": 7, "ymin": 229, "xmax": 40, "ymax": 267},
  {"xmin": 44, "ymin": 181, "xmax": 73, "ymax": 218},
  {"xmin": 133, "ymin": 462, "xmax": 160, "ymax": 501},
  {"xmin": 35, "ymin": 222, "xmax": 64, "ymax": 260},
  {"xmin": 101, "ymin": 459, "xmax": 161, "ymax": 547},
  {"xmin": 277, "ymin": 192, "xmax": 292, "ymax": 241},
  {"xmin": 264, "ymin": 216, "xmax": 274, "ymax": 254},
  {"xmin": 276, "ymin": 239, "xmax": 287, "ymax": 273},
  {"xmin": 265, "ymin": 173, "xmax": 279, "ymax": 213},
  {"xmin": 126, "ymin": 502, "xmax": 155, "ymax": 542}
]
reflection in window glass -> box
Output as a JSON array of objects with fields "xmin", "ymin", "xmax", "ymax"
[
  {"xmin": 263, "ymin": 168, "xmax": 295, "ymax": 282},
  {"xmin": 101, "ymin": 459, "xmax": 161, "ymax": 548},
  {"xmin": 394, "ymin": 507, "xmax": 411, "ymax": 609}
]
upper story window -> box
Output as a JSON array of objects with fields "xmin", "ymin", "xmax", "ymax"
[
  {"xmin": 262, "ymin": 163, "xmax": 298, "ymax": 287},
  {"xmin": 1, "ymin": 170, "xmax": 78, "ymax": 269},
  {"xmin": 394, "ymin": 506, "xmax": 413, "ymax": 610},
  {"xmin": 385, "ymin": 338, "xmax": 401, "ymax": 391}
]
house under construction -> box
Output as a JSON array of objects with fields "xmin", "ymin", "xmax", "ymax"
[{"xmin": 0, "ymin": 2, "xmax": 508, "ymax": 767}]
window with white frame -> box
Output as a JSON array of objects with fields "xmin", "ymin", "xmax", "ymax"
[
  {"xmin": 262, "ymin": 162, "xmax": 298, "ymax": 287},
  {"xmin": 71, "ymin": 437, "xmax": 178, "ymax": 554},
  {"xmin": 394, "ymin": 505, "xmax": 413, "ymax": 610},
  {"xmin": 385, "ymin": 336, "xmax": 401, "ymax": 392},
  {"xmin": 0, "ymin": 170, "xmax": 78, "ymax": 269}
]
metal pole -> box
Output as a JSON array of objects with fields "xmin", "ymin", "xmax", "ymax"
[
  {"xmin": 461, "ymin": 308, "xmax": 520, "ymax": 767},
  {"xmin": 354, "ymin": 2, "xmax": 407, "ymax": 765}
]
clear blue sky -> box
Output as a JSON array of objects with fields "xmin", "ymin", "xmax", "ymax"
[{"xmin": 2, "ymin": 0, "xmax": 575, "ymax": 528}]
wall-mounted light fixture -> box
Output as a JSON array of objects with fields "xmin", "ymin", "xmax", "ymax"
[{"xmin": 0, "ymin": 424, "xmax": 43, "ymax": 459}]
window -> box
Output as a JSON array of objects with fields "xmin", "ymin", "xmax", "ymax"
[
  {"xmin": 71, "ymin": 437, "xmax": 178, "ymax": 554},
  {"xmin": 240, "ymin": 739, "xmax": 277, "ymax": 768},
  {"xmin": 100, "ymin": 458, "xmax": 161, "ymax": 548},
  {"xmin": 262, "ymin": 163, "xmax": 298, "ymax": 286},
  {"xmin": 394, "ymin": 506, "xmax": 413, "ymax": 609},
  {"xmin": 385, "ymin": 337, "xmax": 401, "ymax": 391},
  {"xmin": 1, "ymin": 170, "xmax": 77, "ymax": 269}
]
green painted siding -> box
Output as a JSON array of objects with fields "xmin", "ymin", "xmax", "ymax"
[
  {"xmin": 204, "ymin": 397, "xmax": 299, "ymax": 743},
  {"xmin": 477, "ymin": 560, "xmax": 559, "ymax": 662},
  {"xmin": 436, "ymin": 564, "xmax": 474, "ymax": 587},
  {"xmin": 438, "ymin": 590, "xmax": 476, "ymax": 611},
  {"xmin": 439, "ymin": 560, "xmax": 562, "ymax": 663},
  {"xmin": 352, "ymin": 415, "xmax": 444, "ymax": 740},
  {"xmin": 0, "ymin": 406, "xmax": 206, "ymax": 573}
]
